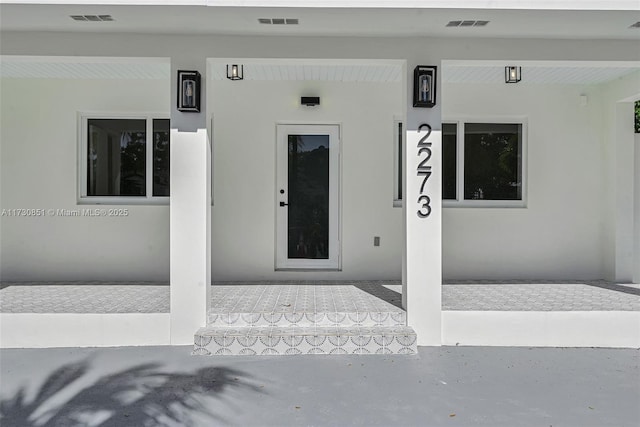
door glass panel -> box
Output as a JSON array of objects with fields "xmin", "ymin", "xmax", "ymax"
[{"xmin": 287, "ymin": 134, "xmax": 330, "ymax": 259}]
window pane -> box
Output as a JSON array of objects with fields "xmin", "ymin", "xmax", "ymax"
[
  {"xmin": 153, "ymin": 119, "xmax": 170, "ymax": 196},
  {"xmin": 464, "ymin": 123, "xmax": 522, "ymax": 200},
  {"xmin": 87, "ymin": 119, "xmax": 146, "ymax": 196},
  {"xmin": 442, "ymin": 123, "xmax": 457, "ymax": 200}
]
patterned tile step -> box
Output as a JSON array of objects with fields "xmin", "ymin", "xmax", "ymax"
[
  {"xmin": 207, "ymin": 310, "xmax": 406, "ymax": 328},
  {"xmin": 193, "ymin": 325, "xmax": 417, "ymax": 356}
]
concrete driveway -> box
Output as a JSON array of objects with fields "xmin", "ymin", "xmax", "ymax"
[{"xmin": 1, "ymin": 345, "xmax": 638, "ymax": 426}]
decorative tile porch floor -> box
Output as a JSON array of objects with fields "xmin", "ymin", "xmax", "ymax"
[
  {"xmin": 1, "ymin": 280, "xmax": 638, "ymax": 314},
  {"xmin": 2, "ymin": 280, "xmax": 638, "ymax": 352}
]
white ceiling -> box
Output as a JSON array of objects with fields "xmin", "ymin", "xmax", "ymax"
[
  {"xmin": 0, "ymin": 58, "xmax": 170, "ymax": 79},
  {"xmin": 2, "ymin": 57, "xmax": 638, "ymax": 85},
  {"xmin": 442, "ymin": 64, "xmax": 639, "ymax": 84},
  {"xmin": 0, "ymin": 4, "xmax": 639, "ymax": 39},
  {"xmin": 209, "ymin": 61, "xmax": 403, "ymax": 82}
]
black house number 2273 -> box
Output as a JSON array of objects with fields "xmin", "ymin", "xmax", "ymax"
[{"xmin": 416, "ymin": 123, "xmax": 432, "ymax": 218}]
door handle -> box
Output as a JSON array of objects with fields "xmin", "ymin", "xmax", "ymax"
[{"xmin": 279, "ymin": 201, "xmax": 288, "ymax": 207}]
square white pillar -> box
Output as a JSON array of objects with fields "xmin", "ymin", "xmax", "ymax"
[
  {"xmin": 614, "ymin": 102, "xmax": 636, "ymax": 282},
  {"xmin": 170, "ymin": 128, "xmax": 211, "ymax": 344},
  {"xmin": 404, "ymin": 125, "xmax": 443, "ymax": 346},
  {"xmin": 402, "ymin": 60, "xmax": 443, "ymax": 346}
]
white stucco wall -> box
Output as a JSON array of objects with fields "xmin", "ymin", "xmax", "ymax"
[
  {"xmin": 441, "ymin": 82, "xmax": 608, "ymax": 280},
  {"xmin": 1, "ymin": 74, "xmax": 632, "ymax": 282},
  {"xmin": 0, "ymin": 77, "xmax": 170, "ymax": 281},
  {"xmin": 1, "ymin": 31, "xmax": 637, "ymax": 283},
  {"xmin": 209, "ymin": 80, "xmax": 404, "ymax": 280}
]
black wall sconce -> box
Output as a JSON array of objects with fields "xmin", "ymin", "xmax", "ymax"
[
  {"xmin": 226, "ymin": 64, "xmax": 244, "ymax": 81},
  {"xmin": 505, "ymin": 66, "xmax": 521, "ymax": 83},
  {"xmin": 301, "ymin": 96, "xmax": 320, "ymax": 106},
  {"xmin": 413, "ymin": 65, "xmax": 437, "ymax": 108},
  {"xmin": 177, "ymin": 70, "xmax": 201, "ymax": 112}
]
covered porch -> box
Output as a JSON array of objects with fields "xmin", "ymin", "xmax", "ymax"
[{"xmin": 1, "ymin": 2, "xmax": 639, "ymax": 352}]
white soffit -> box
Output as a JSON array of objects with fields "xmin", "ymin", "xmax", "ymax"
[
  {"xmin": 1, "ymin": 1, "xmax": 638, "ymax": 10},
  {"xmin": 1, "ymin": 5, "xmax": 639, "ymax": 39},
  {"xmin": 0, "ymin": 57, "xmax": 402, "ymax": 82},
  {"xmin": 0, "ymin": 57, "xmax": 170, "ymax": 79},
  {"xmin": 443, "ymin": 64, "xmax": 640, "ymax": 84},
  {"xmin": 209, "ymin": 62, "xmax": 403, "ymax": 82}
]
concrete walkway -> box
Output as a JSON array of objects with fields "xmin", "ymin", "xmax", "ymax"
[{"xmin": 1, "ymin": 346, "xmax": 638, "ymax": 426}]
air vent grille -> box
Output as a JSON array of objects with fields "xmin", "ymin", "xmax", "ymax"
[
  {"xmin": 630, "ymin": 21, "xmax": 640, "ymax": 28},
  {"xmin": 446, "ymin": 20, "xmax": 489, "ymax": 27},
  {"xmin": 70, "ymin": 15, "xmax": 114, "ymax": 22},
  {"xmin": 258, "ymin": 18, "xmax": 299, "ymax": 25}
]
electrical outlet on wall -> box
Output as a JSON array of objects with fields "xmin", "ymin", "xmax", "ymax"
[{"xmin": 374, "ymin": 236, "xmax": 380, "ymax": 247}]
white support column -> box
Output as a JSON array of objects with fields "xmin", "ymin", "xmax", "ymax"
[
  {"xmin": 170, "ymin": 58, "xmax": 211, "ymax": 345},
  {"xmin": 614, "ymin": 102, "xmax": 635, "ymax": 283},
  {"xmin": 403, "ymin": 61, "xmax": 442, "ymax": 346}
]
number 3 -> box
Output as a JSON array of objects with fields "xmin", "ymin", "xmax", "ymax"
[{"xmin": 417, "ymin": 195, "xmax": 431, "ymax": 218}]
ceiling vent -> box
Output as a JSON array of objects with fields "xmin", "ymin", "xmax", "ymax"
[
  {"xmin": 446, "ymin": 20, "xmax": 489, "ymax": 27},
  {"xmin": 70, "ymin": 15, "xmax": 114, "ymax": 22},
  {"xmin": 629, "ymin": 21, "xmax": 640, "ymax": 28},
  {"xmin": 258, "ymin": 18, "xmax": 299, "ymax": 25}
]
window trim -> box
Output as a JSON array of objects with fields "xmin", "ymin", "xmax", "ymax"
[
  {"xmin": 443, "ymin": 116, "xmax": 528, "ymax": 209},
  {"xmin": 77, "ymin": 112, "xmax": 170, "ymax": 205}
]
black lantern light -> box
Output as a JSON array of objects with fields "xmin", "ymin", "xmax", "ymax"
[
  {"xmin": 413, "ymin": 65, "xmax": 437, "ymax": 108},
  {"xmin": 505, "ymin": 66, "xmax": 521, "ymax": 83},
  {"xmin": 177, "ymin": 70, "xmax": 201, "ymax": 112},
  {"xmin": 226, "ymin": 64, "xmax": 244, "ymax": 81}
]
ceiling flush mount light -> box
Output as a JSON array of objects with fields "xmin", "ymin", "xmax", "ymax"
[
  {"xmin": 413, "ymin": 65, "xmax": 437, "ymax": 108},
  {"xmin": 226, "ymin": 64, "xmax": 243, "ymax": 81},
  {"xmin": 505, "ymin": 66, "xmax": 521, "ymax": 83}
]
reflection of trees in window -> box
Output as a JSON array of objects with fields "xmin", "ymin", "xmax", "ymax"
[
  {"xmin": 120, "ymin": 131, "xmax": 146, "ymax": 196},
  {"xmin": 153, "ymin": 119, "xmax": 170, "ymax": 196},
  {"xmin": 86, "ymin": 118, "xmax": 170, "ymax": 199},
  {"xmin": 635, "ymin": 100, "xmax": 639, "ymax": 134},
  {"xmin": 464, "ymin": 123, "xmax": 522, "ymax": 201},
  {"xmin": 442, "ymin": 123, "xmax": 457, "ymax": 200},
  {"xmin": 287, "ymin": 135, "xmax": 330, "ymax": 260},
  {"xmin": 87, "ymin": 119, "xmax": 146, "ymax": 197}
]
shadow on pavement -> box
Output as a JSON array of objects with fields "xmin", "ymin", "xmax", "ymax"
[{"xmin": 0, "ymin": 358, "xmax": 262, "ymax": 426}]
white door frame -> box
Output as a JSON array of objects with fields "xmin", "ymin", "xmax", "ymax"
[{"xmin": 275, "ymin": 124, "xmax": 340, "ymax": 270}]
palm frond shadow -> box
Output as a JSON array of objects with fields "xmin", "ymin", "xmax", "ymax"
[{"xmin": 1, "ymin": 359, "xmax": 262, "ymax": 426}]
